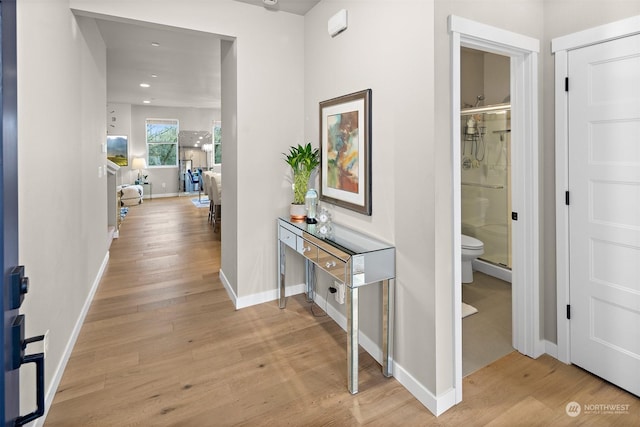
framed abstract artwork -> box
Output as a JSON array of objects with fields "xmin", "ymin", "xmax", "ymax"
[{"xmin": 319, "ymin": 89, "xmax": 372, "ymax": 215}]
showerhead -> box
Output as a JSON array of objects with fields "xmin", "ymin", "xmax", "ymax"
[{"xmin": 475, "ymin": 95, "xmax": 485, "ymax": 107}]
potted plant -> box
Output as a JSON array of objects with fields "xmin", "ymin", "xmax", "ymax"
[{"xmin": 283, "ymin": 142, "xmax": 320, "ymax": 221}]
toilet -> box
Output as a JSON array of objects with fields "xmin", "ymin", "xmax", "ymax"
[{"xmin": 461, "ymin": 234, "xmax": 484, "ymax": 283}]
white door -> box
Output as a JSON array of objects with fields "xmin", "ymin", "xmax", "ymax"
[{"xmin": 568, "ymin": 33, "xmax": 640, "ymax": 396}]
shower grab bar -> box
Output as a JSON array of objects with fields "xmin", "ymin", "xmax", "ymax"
[{"xmin": 462, "ymin": 182, "xmax": 505, "ymax": 189}]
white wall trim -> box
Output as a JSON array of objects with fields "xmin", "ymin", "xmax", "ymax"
[
  {"xmin": 394, "ymin": 363, "xmax": 457, "ymax": 417},
  {"xmin": 219, "ymin": 269, "xmax": 237, "ymax": 307},
  {"xmin": 219, "ymin": 268, "xmax": 305, "ymax": 310},
  {"xmin": 544, "ymin": 340, "xmax": 558, "ymax": 359},
  {"xmin": 449, "ymin": 14, "xmax": 541, "ymax": 405},
  {"xmin": 449, "ymin": 15, "xmax": 540, "ymax": 54},
  {"xmin": 37, "ymin": 252, "xmax": 110, "ymax": 427},
  {"xmin": 552, "ymin": 16, "xmax": 640, "ymax": 367},
  {"xmin": 236, "ymin": 283, "xmax": 305, "ymax": 310},
  {"xmin": 551, "ymin": 14, "xmax": 640, "ymax": 53},
  {"xmin": 151, "ymin": 192, "xmax": 179, "ymax": 198},
  {"xmin": 553, "ymin": 48, "xmax": 571, "ymax": 364}
]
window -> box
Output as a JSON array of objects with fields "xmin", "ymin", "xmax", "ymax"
[
  {"xmin": 213, "ymin": 121, "xmax": 222, "ymax": 164},
  {"xmin": 146, "ymin": 119, "xmax": 178, "ymax": 166}
]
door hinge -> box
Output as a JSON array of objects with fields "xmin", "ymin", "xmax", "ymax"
[
  {"xmin": 566, "ymin": 304, "xmax": 571, "ymax": 319},
  {"xmin": 565, "ymin": 191, "xmax": 570, "ymax": 205},
  {"xmin": 565, "ymin": 77, "xmax": 569, "ymax": 92}
]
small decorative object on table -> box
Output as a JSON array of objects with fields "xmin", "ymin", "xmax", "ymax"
[
  {"xmin": 316, "ymin": 206, "xmax": 333, "ymax": 239},
  {"xmin": 305, "ymin": 188, "xmax": 318, "ymax": 224}
]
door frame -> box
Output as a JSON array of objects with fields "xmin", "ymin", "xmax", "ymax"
[
  {"xmin": 449, "ymin": 15, "xmax": 541, "ymax": 403},
  {"xmin": 552, "ymin": 14, "xmax": 640, "ymax": 365}
]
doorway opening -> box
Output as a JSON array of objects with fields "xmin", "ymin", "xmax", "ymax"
[
  {"xmin": 460, "ymin": 47, "xmax": 513, "ymax": 376},
  {"xmin": 449, "ymin": 15, "xmax": 541, "ymax": 403}
]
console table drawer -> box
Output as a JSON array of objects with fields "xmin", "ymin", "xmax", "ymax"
[
  {"xmin": 296, "ymin": 236, "xmax": 317, "ymax": 261},
  {"xmin": 279, "ymin": 226, "xmax": 297, "ymax": 250},
  {"xmin": 317, "ymin": 248, "xmax": 351, "ymax": 285}
]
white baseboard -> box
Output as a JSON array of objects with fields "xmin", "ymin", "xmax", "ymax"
[
  {"xmin": 150, "ymin": 192, "xmax": 179, "ymax": 198},
  {"xmin": 219, "ymin": 270, "xmax": 306, "ymax": 310},
  {"xmin": 36, "ymin": 251, "xmax": 110, "ymax": 427},
  {"xmin": 393, "ymin": 362, "xmax": 457, "ymax": 416},
  {"xmin": 544, "ymin": 340, "xmax": 558, "ymax": 359},
  {"xmin": 219, "ymin": 269, "xmax": 237, "ymax": 307}
]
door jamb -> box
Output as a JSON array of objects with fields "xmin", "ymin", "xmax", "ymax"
[
  {"xmin": 552, "ymin": 14, "xmax": 640, "ymax": 365},
  {"xmin": 449, "ymin": 15, "xmax": 541, "ymax": 403}
]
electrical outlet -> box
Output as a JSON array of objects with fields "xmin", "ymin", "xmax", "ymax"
[
  {"xmin": 334, "ymin": 281, "xmax": 345, "ymax": 305},
  {"xmin": 162, "ymin": 182, "xmax": 166, "ymax": 189}
]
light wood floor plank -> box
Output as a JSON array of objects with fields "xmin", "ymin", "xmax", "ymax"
[{"xmin": 45, "ymin": 197, "xmax": 639, "ymax": 426}]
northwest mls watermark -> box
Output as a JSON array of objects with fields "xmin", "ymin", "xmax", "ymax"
[{"xmin": 566, "ymin": 401, "xmax": 631, "ymax": 417}]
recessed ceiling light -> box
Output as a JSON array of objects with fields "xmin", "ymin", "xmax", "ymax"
[
  {"xmin": 199, "ymin": 136, "xmax": 203, "ymax": 140},
  {"xmin": 263, "ymin": 0, "xmax": 278, "ymax": 5},
  {"xmin": 151, "ymin": 42, "xmax": 160, "ymax": 47},
  {"xmin": 151, "ymin": 74, "xmax": 158, "ymax": 78},
  {"xmin": 140, "ymin": 83, "xmax": 150, "ymax": 88},
  {"xmin": 143, "ymin": 100, "xmax": 151, "ymax": 104}
]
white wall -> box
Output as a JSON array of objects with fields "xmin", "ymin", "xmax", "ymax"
[
  {"xmin": 17, "ymin": 1, "xmax": 108, "ymax": 415},
  {"xmin": 305, "ymin": 0, "xmax": 442, "ymax": 405}
]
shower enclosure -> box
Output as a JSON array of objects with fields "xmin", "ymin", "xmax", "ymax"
[{"xmin": 460, "ymin": 103, "xmax": 511, "ymax": 269}]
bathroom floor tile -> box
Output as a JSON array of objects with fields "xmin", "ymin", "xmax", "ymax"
[{"xmin": 462, "ymin": 272, "xmax": 513, "ymax": 376}]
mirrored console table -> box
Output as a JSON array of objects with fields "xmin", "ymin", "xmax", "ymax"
[{"xmin": 277, "ymin": 217, "xmax": 395, "ymax": 394}]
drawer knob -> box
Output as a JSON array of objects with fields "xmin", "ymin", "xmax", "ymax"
[
  {"xmin": 302, "ymin": 246, "xmax": 310, "ymax": 253},
  {"xmin": 326, "ymin": 261, "xmax": 336, "ymax": 268}
]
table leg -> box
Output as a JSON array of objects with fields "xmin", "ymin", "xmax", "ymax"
[
  {"xmin": 382, "ymin": 278, "xmax": 393, "ymax": 377},
  {"xmin": 347, "ymin": 286, "xmax": 359, "ymax": 394},
  {"xmin": 278, "ymin": 240, "xmax": 286, "ymax": 309},
  {"xmin": 305, "ymin": 260, "xmax": 315, "ymax": 303}
]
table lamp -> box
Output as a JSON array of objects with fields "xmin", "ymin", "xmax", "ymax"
[{"xmin": 131, "ymin": 157, "xmax": 147, "ymax": 184}]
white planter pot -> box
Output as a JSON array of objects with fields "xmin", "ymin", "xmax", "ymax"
[{"xmin": 289, "ymin": 203, "xmax": 306, "ymax": 222}]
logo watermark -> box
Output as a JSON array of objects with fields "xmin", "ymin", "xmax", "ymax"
[
  {"xmin": 566, "ymin": 401, "xmax": 631, "ymax": 417},
  {"xmin": 565, "ymin": 401, "xmax": 581, "ymax": 417}
]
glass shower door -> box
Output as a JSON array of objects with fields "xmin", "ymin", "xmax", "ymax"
[{"xmin": 461, "ymin": 105, "xmax": 511, "ymax": 269}]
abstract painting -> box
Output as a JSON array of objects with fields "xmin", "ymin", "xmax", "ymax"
[{"xmin": 319, "ymin": 89, "xmax": 371, "ymax": 215}]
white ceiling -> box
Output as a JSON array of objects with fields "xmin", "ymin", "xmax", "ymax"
[
  {"xmin": 96, "ymin": 19, "xmax": 222, "ymax": 110},
  {"xmin": 96, "ymin": 1, "xmax": 318, "ymax": 111},
  {"xmin": 96, "ymin": 1, "xmax": 318, "ymax": 146}
]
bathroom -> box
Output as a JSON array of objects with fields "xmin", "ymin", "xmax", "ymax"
[{"xmin": 460, "ymin": 47, "xmax": 513, "ymax": 376}]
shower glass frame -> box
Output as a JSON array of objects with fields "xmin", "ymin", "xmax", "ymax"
[{"xmin": 460, "ymin": 103, "xmax": 511, "ymax": 269}]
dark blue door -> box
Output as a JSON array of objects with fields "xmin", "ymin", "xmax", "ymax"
[{"xmin": 1, "ymin": 0, "xmax": 20, "ymax": 425}]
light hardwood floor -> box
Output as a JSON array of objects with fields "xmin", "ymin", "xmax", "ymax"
[{"xmin": 45, "ymin": 197, "xmax": 639, "ymax": 426}]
